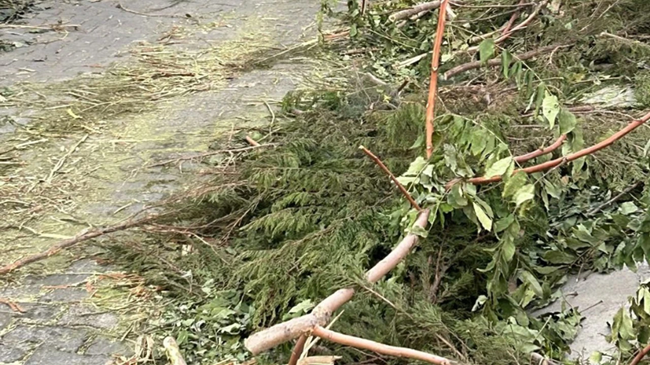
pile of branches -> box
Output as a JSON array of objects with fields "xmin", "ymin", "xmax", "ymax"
[{"xmin": 37, "ymin": 1, "xmax": 649, "ymax": 365}]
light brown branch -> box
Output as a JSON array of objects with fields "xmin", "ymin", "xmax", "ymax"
[
  {"xmin": 0, "ymin": 213, "xmax": 161, "ymax": 275},
  {"xmin": 246, "ymin": 135, "xmax": 261, "ymax": 146},
  {"xmin": 514, "ymin": 134, "xmax": 566, "ymax": 163},
  {"xmin": 630, "ymin": 343, "xmax": 650, "ymax": 365},
  {"xmin": 426, "ymin": 0, "xmax": 450, "ymax": 158},
  {"xmin": 288, "ymin": 335, "xmax": 308, "ymax": 365},
  {"xmin": 444, "ymin": 43, "xmax": 567, "ymax": 79},
  {"xmin": 312, "ymin": 326, "xmax": 450, "ymax": 365},
  {"xmin": 447, "ymin": 110, "xmax": 650, "ymax": 188},
  {"xmin": 359, "ymin": 146, "xmax": 421, "ymax": 210},
  {"xmin": 245, "ymin": 210, "xmax": 431, "ymax": 355},
  {"xmin": 389, "ymin": 1, "xmax": 442, "ymax": 21}
]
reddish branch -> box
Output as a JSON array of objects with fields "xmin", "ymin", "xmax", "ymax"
[
  {"xmin": 494, "ymin": 0, "xmax": 548, "ymax": 44},
  {"xmin": 312, "ymin": 326, "xmax": 450, "ymax": 365},
  {"xmin": 0, "ymin": 213, "xmax": 161, "ymax": 275},
  {"xmin": 245, "ymin": 135, "xmax": 260, "ymax": 146},
  {"xmin": 514, "ymin": 134, "xmax": 566, "ymax": 164},
  {"xmin": 447, "ymin": 110, "xmax": 650, "ymax": 188},
  {"xmin": 245, "ymin": 210, "xmax": 433, "ymax": 355},
  {"xmin": 359, "ymin": 146, "xmax": 422, "ymax": 210},
  {"xmin": 630, "ymin": 343, "xmax": 650, "ymax": 365},
  {"xmin": 425, "ymin": 0, "xmax": 450, "ymax": 158},
  {"xmin": 444, "ymin": 44, "xmax": 566, "ymax": 79}
]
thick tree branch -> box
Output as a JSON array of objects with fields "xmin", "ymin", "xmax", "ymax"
[
  {"xmin": 514, "ymin": 134, "xmax": 566, "ymax": 163},
  {"xmin": 447, "ymin": 110, "xmax": 650, "ymax": 188},
  {"xmin": 426, "ymin": 0, "xmax": 450, "ymax": 158},
  {"xmin": 359, "ymin": 146, "xmax": 421, "ymax": 210},
  {"xmin": 312, "ymin": 326, "xmax": 450, "ymax": 365},
  {"xmin": 245, "ymin": 210, "xmax": 431, "ymax": 355}
]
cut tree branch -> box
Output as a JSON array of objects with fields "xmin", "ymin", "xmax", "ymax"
[
  {"xmin": 244, "ymin": 210, "xmax": 431, "ymax": 355},
  {"xmin": 514, "ymin": 134, "xmax": 566, "ymax": 163},
  {"xmin": 426, "ymin": 0, "xmax": 450, "ymax": 158},
  {"xmin": 447, "ymin": 110, "xmax": 650, "ymax": 188},
  {"xmin": 444, "ymin": 43, "xmax": 568, "ymax": 79},
  {"xmin": 630, "ymin": 343, "xmax": 650, "ymax": 365},
  {"xmin": 359, "ymin": 146, "xmax": 421, "ymax": 210},
  {"xmin": 0, "ymin": 212, "xmax": 161, "ymax": 275},
  {"xmin": 312, "ymin": 326, "xmax": 450, "ymax": 365}
]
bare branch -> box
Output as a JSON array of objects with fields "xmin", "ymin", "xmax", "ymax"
[{"xmin": 312, "ymin": 326, "xmax": 451, "ymax": 365}]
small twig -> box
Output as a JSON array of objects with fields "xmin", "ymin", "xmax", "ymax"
[
  {"xmin": 0, "ymin": 23, "xmax": 80, "ymax": 30},
  {"xmin": 0, "ymin": 298, "xmax": 25, "ymax": 312},
  {"xmin": 116, "ymin": 3, "xmax": 189, "ymax": 18},
  {"xmin": 263, "ymin": 100, "xmax": 276, "ymax": 135},
  {"xmin": 630, "ymin": 343, "xmax": 650, "ymax": 365},
  {"xmin": 0, "ymin": 212, "xmax": 163, "ymax": 275},
  {"xmin": 444, "ymin": 43, "xmax": 570, "ymax": 79},
  {"xmin": 147, "ymin": 145, "xmax": 273, "ymax": 168},
  {"xmin": 501, "ymin": 0, "xmax": 526, "ymax": 35},
  {"xmin": 246, "ymin": 135, "xmax": 261, "ymax": 147},
  {"xmin": 312, "ymin": 326, "xmax": 450, "ymax": 365},
  {"xmin": 46, "ymin": 134, "xmax": 88, "ymax": 183},
  {"xmin": 587, "ymin": 181, "xmax": 643, "ymax": 216},
  {"xmin": 425, "ymin": 0, "xmax": 450, "ymax": 158},
  {"xmin": 359, "ymin": 146, "xmax": 421, "ymax": 210},
  {"xmin": 289, "ymin": 336, "xmax": 308, "ymax": 365}
]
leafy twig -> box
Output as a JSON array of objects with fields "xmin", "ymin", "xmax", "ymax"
[
  {"xmin": 311, "ymin": 326, "xmax": 450, "ymax": 365},
  {"xmin": 359, "ymin": 146, "xmax": 421, "ymax": 210},
  {"xmin": 425, "ymin": 0, "xmax": 450, "ymax": 158},
  {"xmin": 448, "ymin": 110, "xmax": 650, "ymax": 187}
]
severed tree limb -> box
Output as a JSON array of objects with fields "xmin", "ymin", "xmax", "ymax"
[
  {"xmin": 245, "ymin": 210, "xmax": 431, "ymax": 355},
  {"xmin": 288, "ymin": 335, "xmax": 309, "ymax": 365},
  {"xmin": 446, "ymin": 110, "xmax": 650, "ymax": 188},
  {"xmin": 514, "ymin": 134, "xmax": 566, "ymax": 163},
  {"xmin": 312, "ymin": 326, "xmax": 450, "ymax": 365},
  {"xmin": 359, "ymin": 146, "xmax": 421, "ymax": 211},
  {"xmin": 0, "ymin": 212, "xmax": 162, "ymax": 275},
  {"xmin": 246, "ymin": 135, "xmax": 261, "ymax": 147},
  {"xmin": 426, "ymin": 0, "xmax": 450, "ymax": 158},
  {"xmin": 444, "ymin": 43, "xmax": 568, "ymax": 79},
  {"xmin": 389, "ymin": 1, "xmax": 442, "ymax": 21}
]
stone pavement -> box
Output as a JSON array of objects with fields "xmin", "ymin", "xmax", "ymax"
[
  {"xmin": 0, "ymin": 259, "xmax": 130, "ymax": 364},
  {"xmin": 0, "ymin": 0, "xmax": 320, "ymax": 364}
]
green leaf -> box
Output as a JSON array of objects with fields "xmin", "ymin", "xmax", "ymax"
[
  {"xmin": 620, "ymin": 202, "xmax": 639, "ymax": 215},
  {"xmin": 502, "ymin": 50, "xmax": 513, "ymax": 78},
  {"xmin": 514, "ymin": 184, "xmax": 535, "ymax": 207},
  {"xmin": 520, "ymin": 271, "xmax": 543, "ymax": 297},
  {"xmin": 494, "ymin": 215, "xmax": 514, "ymax": 233},
  {"xmin": 288, "ymin": 299, "xmax": 314, "ymax": 314},
  {"xmin": 409, "ymin": 134, "xmax": 424, "ymax": 149},
  {"xmin": 502, "ymin": 240, "xmax": 516, "ymax": 261},
  {"xmin": 473, "ymin": 202, "xmax": 493, "ymax": 231},
  {"xmin": 543, "ymin": 250, "xmax": 576, "ymax": 264},
  {"xmin": 558, "ymin": 109, "xmax": 577, "ymax": 134},
  {"xmin": 407, "ymin": 224, "xmax": 429, "ymax": 238},
  {"xmin": 542, "ymin": 92, "xmax": 560, "ymax": 129},
  {"xmin": 485, "ymin": 156, "xmax": 513, "ymax": 178},
  {"xmin": 534, "ymin": 83, "xmax": 546, "ymax": 116},
  {"xmin": 589, "ymin": 352, "xmax": 602, "ymax": 365},
  {"xmin": 472, "ymin": 295, "xmax": 488, "ymax": 312},
  {"xmin": 405, "ymin": 156, "xmax": 428, "ymax": 175},
  {"xmin": 479, "ymin": 39, "xmax": 495, "ymax": 64},
  {"xmin": 503, "ymin": 172, "xmax": 527, "ymax": 198}
]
